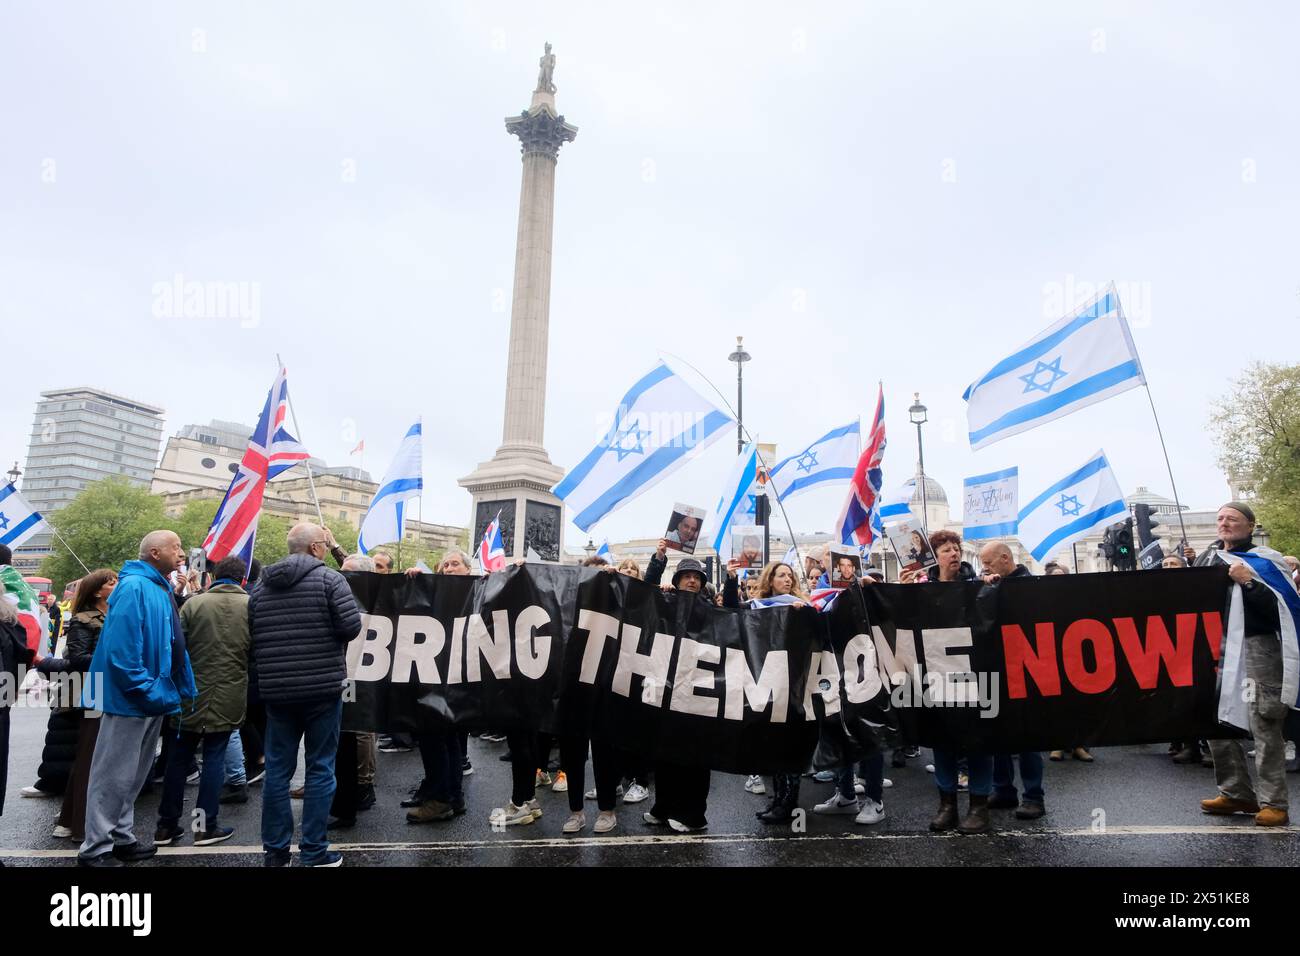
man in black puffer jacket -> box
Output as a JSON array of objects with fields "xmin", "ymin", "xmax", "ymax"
[{"xmin": 249, "ymin": 523, "xmax": 361, "ymax": 868}]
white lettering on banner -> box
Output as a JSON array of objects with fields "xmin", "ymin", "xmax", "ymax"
[
  {"xmin": 842, "ymin": 634, "xmax": 884, "ymax": 703},
  {"xmin": 576, "ymin": 609, "xmax": 620, "ymax": 684},
  {"xmin": 392, "ymin": 616, "xmax": 444, "ymax": 684},
  {"xmin": 352, "ymin": 615, "xmax": 393, "ymax": 682},
  {"xmin": 921, "ymin": 627, "xmax": 978, "ymax": 704},
  {"xmin": 870, "ymin": 624, "xmax": 919, "ymax": 689},
  {"xmin": 49, "ymin": 886, "xmax": 152, "ymax": 936},
  {"xmin": 447, "ymin": 616, "xmax": 466, "ymax": 684},
  {"xmin": 611, "ymin": 622, "xmax": 673, "ymax": 706},
  {"xmin": 670, "ymin": 638, "xmax": 721, "ymax": 717},
  {"xmin": 514, "ymin": 605, "xmax": 552, "ymax": 680},
  {"xmin": 803, "ymin": 650, "xmax": 842, "ymax": 719},
  {"xmin": 723, "ymin": 648, "xmax": 789, "ymax": 722},
  {"xmin": 465, "ymin": 610, "xmax": 513, "ymax": 681}
]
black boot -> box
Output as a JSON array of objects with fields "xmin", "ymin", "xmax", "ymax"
[
  {"xmin": 758, "ymin": 775, "xmax": 796, "ymax": 824},
  {"xmin": 756, "ymin": 775, "xmax": 783, "ymax": 819},
  {"xmin": 958, "ymin": 794, "xmax": 991, "ymax": 835},
  {"xmin": 1172, "ymin": 743, "xmax": 1201, "ymax": 765},
  {"xmin": 357, "ymin": 784, "xmax": 376, "ymax": 811},
  {"xmin": 929, "ymin": 792, "xmax": 959, "ymax": 832}
]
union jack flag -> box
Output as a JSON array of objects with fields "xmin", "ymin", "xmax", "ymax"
[
  {"xmin": 202, "ymin": 368, "xmax": 311, "ymax": 565},
  {"xmin": 836, "ymin": 384, "xmax": 887, "ymax": 547},
  {"xmin": 478, "ymin": 510, "xmax": 506, "ymax": 573}
]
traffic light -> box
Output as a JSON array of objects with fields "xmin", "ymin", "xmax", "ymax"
[
  {"xmin": 1133, "ymin": 503, "xmax": 1162, "ymax": 549},
  {"xmin": 1100, "ymin": 526, "xmax": 1116, "ymax": 565},
  {"xmin": 1114, "ymin": 517, "xmax": 1136, "ymax": 571}
]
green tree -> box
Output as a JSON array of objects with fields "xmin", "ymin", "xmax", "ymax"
[
  {"xmin": 170, "ymin": 499, "xmax": 219, "ymax": 553},
  {"xmin": 1211, "ymin": 361, "xmax": 1300, "ymax": 554},
  {"xmin": 39, "ymin": 478, "xmax": 170, "ymax": 592},
  {"xmin": 250, "ymin": 513, "xmax": 361, "ymax": 568}
]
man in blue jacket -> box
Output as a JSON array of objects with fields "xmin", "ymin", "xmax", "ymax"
[{"xmin": 78, "ymin": 530, "xmax": 196, "ymax": 867}]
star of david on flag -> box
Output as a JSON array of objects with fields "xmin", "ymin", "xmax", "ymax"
[
  {"xmin": 963, "ymin": 284, "xmax": 1146, "ymax": 450},
  {"xmin": 1017, "ymin": 450, "xmax": 1125, "ymax": 563}
]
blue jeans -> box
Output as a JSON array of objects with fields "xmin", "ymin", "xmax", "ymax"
[
  {"xmin": 158, "ymin": 728, "xmax": 232, "ymax": 832},
  {"xmin": 993, "ymin": 752, "xmax": 1045, "ymax": 803},
  {"xmin": 416, "ymin": 729, "xmax": 464, "ymax": 805},
  {"xmin": 224, "ymin": 729, "xmax": 246, "ymax": 786},
  {"xmin": 933, "ymin": 749, "xmax": 992, "ymax": 796},
  {"xmin": 262, "ymin": 697, "xmax": 342, "ymax": 864},
  {"xmin": 836, "ymin": 753, "xmax": 885, "ymax": 803}
]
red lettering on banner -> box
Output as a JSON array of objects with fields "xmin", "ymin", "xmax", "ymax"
[
  {"xmin": 1113, "ymin": 614, "xmax": 1197, "ymax": 689},
  {"xmin": 1061, "ymin": 619, "xmax": 1116, "ymax": 694},
  {"xmin": 1001, "ymin": 623, "xmax": 1061, "ymax": 700},
  {"xmin": 1202, "ymin": 612, "xmax": 1224, "ymax": 662}
]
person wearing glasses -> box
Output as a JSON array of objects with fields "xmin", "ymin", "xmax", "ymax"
[{"xmin": 249, "ymin": 523, "xmax": 362, "ymax": 868}]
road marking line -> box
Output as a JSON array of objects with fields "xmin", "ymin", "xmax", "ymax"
[{"xmin": 3, "ymin": 823, "xmax": 1295, "ymax": 859}]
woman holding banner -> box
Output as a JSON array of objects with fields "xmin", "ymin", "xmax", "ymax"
[{"xmin": 724, "ymin": 560, "xmax": 809, "ymax": 824}]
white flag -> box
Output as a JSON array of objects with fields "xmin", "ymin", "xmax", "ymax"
[
  {"xmin": 963, "ymin": 285, "xmax": 1146, "ymax": 450},
  {"xmin": 357, "ymin": 421, "xmax": 422, "ymax": 555},
  {"xmin": 1018, "ymin": 450, "xmax": 1126, "ymax": 564},
  {"xmin": 0, "ymin": 483, "xmax": 47, "ymax": 549}
]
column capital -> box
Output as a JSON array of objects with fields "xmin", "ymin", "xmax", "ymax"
[{"xmin": 506, "ymin": 108, "xmax": 578, "ymax": 160}]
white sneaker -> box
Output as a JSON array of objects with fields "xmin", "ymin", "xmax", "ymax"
[
  {"xmin": 488, "ymin": 802, "xmax": 535, "ymax": 827},
  {"xmin": 814, "ymin": 793, "xmax": 859, "ymax": 815},
  {"xmin": 883, "ymin": 777, "xmax": 893, "ymax": 789},
  {"xmin": 924, "ymin": 763, "xmax": 935, "ymax": 774},
  {"xmin": 623, "ymin": 783, "xmax": 649, "ymax": 804},
  {"xmin": 594, "ymin": 810, "xmax": 618, "ymax": 833},
  {"xmin": 51, "ymin": 824, "xmax": 73, "ymax": 839},
  {"xmin": 668, "ymin": 818, "xmax": 706, "ymax": 833},
  {"xmin": 552, "ymin": 771, "xmax": 568, "ymax": 793},
  {"xmin": 526, "ymin": 797, "xmax": 543, "ymax": 820},
  {"xmin": 854, "ymin": 776, "xmax": 866, "ymax": 795},
  {"xmin": 642, "ymin": 810, "xmax": 666, "ymax": 826},
  {"xmin": 20, "ymin": 786, "xmax": 55, "ymax": 798},
  {"xmin": 585, "ymin": 784, "xmax": 625, "ymax": 801},
  {"xmin": 744, "ymin": 774, "xmax": 766, "ymax": 795},
  {"xmin": 1287, "ymin": 741, "xmax": 1297, "ymax": 762},
  {"xmin": 535, "ymin": 770, "xmax": 552, "ymax": 788},
  {"xmin": 855, "ymin": 799, "xmax": 885, "ymax": 825},
  {"xmin": 562, "ymin": 811, "xmax": 586, "ymax": 833}
]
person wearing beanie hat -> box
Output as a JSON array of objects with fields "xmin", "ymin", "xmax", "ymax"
[
  {"xmin": 1196, "ymin": 503, "xmax": 1291, "ymax": 827},
  {"xmin": 643, "ymin": 554, "xmax": 714, "ymax": 834}
]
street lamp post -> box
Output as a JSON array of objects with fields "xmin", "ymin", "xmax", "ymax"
[
  {"xmin": 908, "ymin": 393, "xmax": 929, "ymax": 536},
  {"xmin": 728, "ymin": 336, "xmax": 750, "ymax": 454},
  {"xmin": 5, "ymin": 461, "xmax": 20, "ymax": 486},
  {"xmin": 583, "ymin": 538, "xmax": 596, "ymax": 562}
]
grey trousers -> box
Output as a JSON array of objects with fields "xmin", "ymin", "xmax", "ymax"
[
  {"xmin": 1210, "ymin": 632, "xmax": 1290, "ymax": 811},
  {"xmin": 78, "ymin": 714, "xmax": 164, "ymax": 859}
]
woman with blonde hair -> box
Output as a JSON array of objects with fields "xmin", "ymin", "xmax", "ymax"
[
  {"xmin": 722, "ymin": 559, "xmax": 807, "ymax": 820},
  {"xmin": 616, "ymin": 558, "xmax": 642, "ymax": 580}
]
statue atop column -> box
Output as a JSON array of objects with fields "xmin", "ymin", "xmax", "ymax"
[{"xmin": 536, "ymin": 41, "xmax": 557, "ymax": 94}]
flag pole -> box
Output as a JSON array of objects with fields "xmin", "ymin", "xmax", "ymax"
[
  {"xmin": 274, "ymin": 354, "xmax": 326, "ymax": 527},
  {"xmin": 1115, "ymin": 289, "xmax": 1192, "ymax": 551},
  {"xmin": 1143, "ymin": 384, "xmax": 1191, "ymax": 550},
  {"xmin": 48, "ymin": 524, "xmax": 91, "ymax": 576},
  {"xmin": 658, "ymin": 349, "xmax": 811, "ymax": 592}
]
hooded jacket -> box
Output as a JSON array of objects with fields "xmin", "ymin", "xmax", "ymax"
[
  {"xmin": 83, "ymin": 561, "xmax": 196, "ymax": 717},
  {"xmin": 248, "ymin": 553, "xmax": 361, "ymax": 704}
]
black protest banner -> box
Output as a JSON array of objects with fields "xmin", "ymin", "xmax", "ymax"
[
  {"xmin": 857, "ymin": 567, "xmax": 1233, "ymax": 753},
  {"xmin": 341, "ymin": 564, "xmax": 1234, "ymax": 773}
]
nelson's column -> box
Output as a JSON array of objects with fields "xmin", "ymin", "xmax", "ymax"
[{"xmin": 459, "ymin": 43, "xmax": 577, "ymax": 561}]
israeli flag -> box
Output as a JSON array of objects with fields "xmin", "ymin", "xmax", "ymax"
[
  {"xmin": 706, "ymin": 443, "xmax": 760, "ymax": 562},
  {"xmin": 1017, "ymin": 450, "xmax": 1126, "ymax": 563},
  {"xmin": 0, "ymin": 483, "xmax": 47, "ymax": 548},
  {"xmin": 768, "ymin": 421, "xmax": 860, "ymax": 503},
  {"xmin": 875, "ymin": 479, "xmax": 915, "ymax": 527},
  {"xmin": 963, "ymin": 285, "xmax": 1146, "ymax": 450},
  {"xmin": 357, "ymin": 421, "xmax": 423, "ymax": 555},
  {"xmin": 554, "ymin": 363, "xmax": 733, "ymax": 532},
  {"xmin": 595, "ymin": 539, "xmax": 611, "ymax": 561},
  {"xmin": 962, "ymin": 467, "xmax": 1019, "ymax": 541}
]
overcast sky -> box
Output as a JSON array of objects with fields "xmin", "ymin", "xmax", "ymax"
[{"xmin": 3, "ymin": 1, "xmax": 1297, "ymax": 549}]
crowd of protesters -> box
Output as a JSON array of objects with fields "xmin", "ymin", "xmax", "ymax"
[{"xmin": 0, "ymin": 500, "xmax": 1296, "ymax": 866}]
